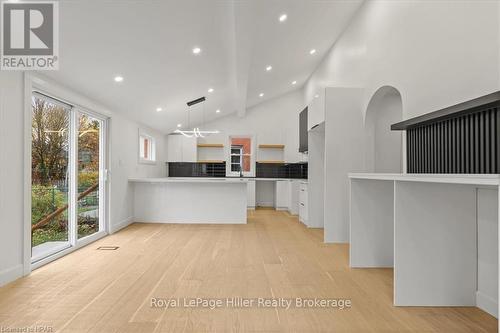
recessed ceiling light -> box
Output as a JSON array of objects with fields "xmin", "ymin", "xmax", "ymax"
[
  {"xmin": 156, "ymin": 107, "xmax": 162, "ymax": 112},
  {"xmin": 192, "ymin": 47, "xmax": 201, "ymax": 54},
  {"xmin": 177, "ymin": 124, "xmax": 182, "ymax": 128},
  {"xmin": 259, "ymin": 93, "xmax": 264, "ymax": 97},
  {"xmin": 114, "ymin": 76, "xmax": 124, "ymax": 82},
  {"xmin": 208, "ymin": 88, "xmax": 214, "ymax": 93},
  {"xmin": 216, "ymin": 109, "xmax": 221, "ymax": 113},
  {"xmin": 279, "ymin": 14, "xmax": 287, "ymax": 22},
  {"xmin": 309, "ymin": 49, "xmax": 317, "ymax": 55},
  {"xmin": 292, "ymin": 80, "xmax": 297, "ymax": 85},
  {"xmin": 266, "ymin": 65, "xmax": 272, "ymax": 71}
]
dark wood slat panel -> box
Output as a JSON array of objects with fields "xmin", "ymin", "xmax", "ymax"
[{"xmin": 406, "ymin": 107, "xmax": 499, "ymax": 174}]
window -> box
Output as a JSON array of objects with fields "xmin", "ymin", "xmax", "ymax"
[
  {"xmin": 139, "ymin": 131, "xmax": 156, "ymax": 163},
  {"xmin": 229, "ymin": 136, "xmax": 253, "ymax": 176},
  {"xmin": 231, "ymin": 146, "xmax": 243, "ymax": 172}
]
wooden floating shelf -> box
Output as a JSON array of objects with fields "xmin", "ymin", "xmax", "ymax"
[
  {"xmin": 257, "ymin": 160, "xmax": 285, "ymax": 164},
  {"xmin": 197, "ymin": 160, "xmax": 225, "ymax": 163},
  {"xmin": 258, "ymin": 144, "xmax": 285, "ymax": 149},
  {"xmin": 197, "ymin": 143, "xmax": 224, "ymax": 148}
]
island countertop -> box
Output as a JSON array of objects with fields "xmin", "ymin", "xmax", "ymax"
[
  {"xmin": 129, "ymin": 177, "xmax": 307, "ymax": 183},
  {"xmin": 129, "ymin": 177, "xmax": 249, "ymax": 184}
]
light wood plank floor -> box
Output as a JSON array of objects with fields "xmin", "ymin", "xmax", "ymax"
[{"xmin": 0, "ymin": 209, "xmax": 497, "ymax": 332}]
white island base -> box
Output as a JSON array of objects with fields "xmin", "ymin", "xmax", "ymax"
[
  {"xmin": 349, "ymin": 173, "xmax": 499, "ymax": 319},
  {"xmin": 130, "ymin": 178, "xmax": 248, "ymax": 224}
]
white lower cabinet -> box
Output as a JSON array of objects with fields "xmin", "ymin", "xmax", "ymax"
[
  {"xmin": 275, "ymin": 180, "xmax": 290, "ymax": 210},
  {"xmin": 247, "ymin": 180, "xmax": 256, "ymax": 209},
  {"xmin": 288, "ymin": 180, "xmax": 300, "ymax": 215},
  {"xmin": 299, "ymin": 182, "xmax": 308, "ymax": 225}
]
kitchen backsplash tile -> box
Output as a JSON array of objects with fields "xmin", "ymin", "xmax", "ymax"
[
  {"xmin": 168, "ymin": 162, "xmax": 226, "ymax": 177},
  {"xmin": 256, "ymin": 162, "xmax": 308, "ymax": 179},
  {"xmin": 167, "ymin": 162, "xmax": 308, "ymax": 179}
]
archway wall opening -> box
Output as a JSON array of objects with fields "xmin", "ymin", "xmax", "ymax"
[{"xmin": 364, "ymin": 86, "xmax": 403, "ymax": 173}]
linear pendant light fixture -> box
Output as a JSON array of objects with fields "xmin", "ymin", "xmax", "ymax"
[{"xmin": 175, "ymin": 96, "xmax": 219, "ymax": 138}]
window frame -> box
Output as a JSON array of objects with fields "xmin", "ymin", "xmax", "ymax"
[
  {"xmin": 138, "ymin": 129, "xmax": 156, "ymax": 165},
  {"xmin": 227, "ymin": 134, "xmax": 255, "ymax": 177}
]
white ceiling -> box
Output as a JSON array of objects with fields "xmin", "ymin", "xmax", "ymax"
[{"xmin": 45, "ymin": 0, "xmax": 364, "ymax": 133}]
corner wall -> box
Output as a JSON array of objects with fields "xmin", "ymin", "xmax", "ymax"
[{"xmin": 0, "ymin": 72, "xmax": 25, "ymax": 285}]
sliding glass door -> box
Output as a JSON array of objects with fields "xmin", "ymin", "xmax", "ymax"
[
  {"xmin": 77, "ymin": 113, "xmax": 103, "ymax": 239},
  {"xmin": 31, "ymin": 94, "xmax": 72, "ymax": 262},
  {"xmin": 31, "ymin": 92, "xmax": 107, "ymax": 264}
]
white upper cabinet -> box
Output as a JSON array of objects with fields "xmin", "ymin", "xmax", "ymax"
[
  {"xmin": 308, "ymin": 90, "xmax": 325, "ymax": 131},
  {"xmin": 167, "ymin": 134, "xmax": 197, "ymax": 162},
  {"xmin": 181, "ymin": 136, "xmax": 197, "ymax": 162}
]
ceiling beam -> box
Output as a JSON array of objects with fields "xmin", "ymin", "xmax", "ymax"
[{"xmin": 230, "ymin": 0, "xmax": 257, "ymax": 118}]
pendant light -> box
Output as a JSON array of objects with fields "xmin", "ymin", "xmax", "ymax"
[{"xmin": 174, "ymin": 96, "xmax": 219, "ymax": 138}]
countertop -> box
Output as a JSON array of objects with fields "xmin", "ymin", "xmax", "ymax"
[
  {"xmin": 129, "ymin": 177, "xmax": 249, "ymax": 184},
  {"xmin": 348, "ymin": 173, "xmax": 500, "ymax": 186},
  {"xmin": 129, "ymin": 177, "xmax": 308, "ymax": 183}
]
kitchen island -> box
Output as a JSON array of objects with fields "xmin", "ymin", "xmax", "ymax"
[
  {"xmin": 129, "ymin": 177, "xmax": 248, "ymax": 224},
  {"xmin": 349, "ymin": 173, "xmax": 499, "ymax": 317}
]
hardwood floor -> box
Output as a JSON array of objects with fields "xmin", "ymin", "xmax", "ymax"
[{"xmin": 0, "ymin": 209, "xmax": 497, "ymax": 332}]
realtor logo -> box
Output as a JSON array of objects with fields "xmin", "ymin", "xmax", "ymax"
[{"xmin": 1, "ymin": 1, "xmax": 59, "ymax": 70}]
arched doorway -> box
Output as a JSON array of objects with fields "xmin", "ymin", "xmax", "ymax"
[{"xmin": 364, "ymin": 86, "xmax": 403, "ymax": 173}]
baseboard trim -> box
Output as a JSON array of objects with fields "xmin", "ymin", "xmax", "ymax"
[
  {"xmin": 110, "ymin": 216, "xmax": 134, "ymax": 234},
  {"xmin": 476, "ymin": 291, "xmax": 498, "ymax": 318},
  {"xmin": 0, "ymin": 264, "xmax": 23, "ymax": 287}
]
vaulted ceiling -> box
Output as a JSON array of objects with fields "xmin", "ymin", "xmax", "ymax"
[{"xmin": 45, "ymin": 0, "xmax": 364, "ymax": 133}]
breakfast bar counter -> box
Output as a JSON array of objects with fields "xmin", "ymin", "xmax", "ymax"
[{"xmin": 129, "ymin": 177, "xmax": 248, "ymax": 224}]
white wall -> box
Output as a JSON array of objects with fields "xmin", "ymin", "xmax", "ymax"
[
  {"xmin": 364, "ymin": 87, "xmax": 403, "ymax": 173},
  {"xmin": 255, "ymin": 181, "xmax": 275, "ymax": 207},
  {"xmin": 0, "ymin": 72, "xmax": 25, "ymax": 285},
  {"xmin": 304, "ymin": 0, "xmax": 499, "ymax": 118},
  {"xmin": 477, "ymin": 188, "xmax": 498, "ymax": 317},
  {"xmin": 198, "ymin": 90, "xmax": 305, "ymax": 163},
  {"xmin": 307, "ymin": 124, "xmax": 325, "ymax": 228},
  {"xmin": 108, "ymin": 115, "xmax": 167, "ymax": 233},
  {"xmin": 324, "ymin": 87, "xmax": 365, "ymax": 242},
  {"xmin": 0, "ymin": 73, "xmax": 166, "ymax": 286},
  {"xmin": 305, "ymin": 0, "xmax": 500, "ymax": 243}
]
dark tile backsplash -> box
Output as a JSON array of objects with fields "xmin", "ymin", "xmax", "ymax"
[
  {"xmin": 168, "ymin": 162, "xmax": 226, "ymax": 177},
  {"xmin": 168, "ymin": 162, "xmax": 308, "ymax": 179},
  {"xmin": 256, "ymin": 162, "xmax": 308, "ymax": 179}
]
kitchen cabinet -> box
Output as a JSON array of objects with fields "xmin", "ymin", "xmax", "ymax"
[
  {"xmin": 167, "ymin": 134, "xmax": 197, "ymax": 162},
  {"xmin": 308, "ymin": 91, "xmax": 325, "ymax": 131},
  {"xmin": 275, "ymin": 180, "xmax": 290, "ymax": 210},
  {"xmin": 247, "ymin": 180, "xmax": 256, "ymax": 209},
  {"xmin": 299, "ymin": 181, "xmax": 308, "ymax": 225},
  {"xmin": 288, "ymin": 180, "xmax": 300, "ymax": 215},
  {"xmin": 182, "ymin": 136, "xmax": 197, "ymax": 162},
  {"xmin": 299, "ymin": 107, "xmax": 308, "ymax": 153}
]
